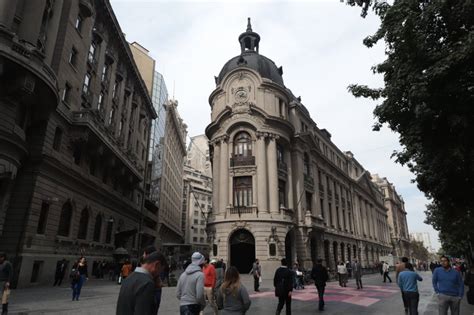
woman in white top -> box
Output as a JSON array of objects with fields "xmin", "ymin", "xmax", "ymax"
[{"xmin": 337, "ymin": 262, "xmax": 348, "ymax": 287}]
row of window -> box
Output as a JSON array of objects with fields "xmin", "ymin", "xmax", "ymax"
[{"xmin": 38, "ymin": 201, "xmax": 115, "ymax": 244}]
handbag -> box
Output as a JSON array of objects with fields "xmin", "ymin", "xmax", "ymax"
[{"xmin": 1, "ymin": 288, "xmax": 10, "ymax": 304}]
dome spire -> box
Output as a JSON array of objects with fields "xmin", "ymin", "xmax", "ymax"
[{"xmin": 239, "ymin": 17, "xmax": 260, "ymax": 54}]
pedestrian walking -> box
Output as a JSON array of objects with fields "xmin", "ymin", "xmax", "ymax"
[
  {"xmin": 432, "ymin": 255, "xmax": 464, "ymax": 315},
  {"xmin": 53, "ymin": 258, "xmax": 67, "ymax": 286},
  {"xmin": 274, "ymin": 258, "xmax": 293, "ymax": 315},
  {"xmin": 346, "ymin": 261, "xmax": 352, "ymax": 278},
  {"xmin": 465, "ymin": 265, "xmax": 474, "ymax": 305},
  {"xmin": 217, "ymin": 266, "xmax": 251, "ymax": 314},
  {"xmin": 71, "ymin": 257, "xmax": 88, "ymax": 301},
  {"xmin": 382, "ymin": 261, "xmax": 392, "ymax": 283},
  {"xmin": 352, "ymin": 259, "xmax": 363, "ymax": 289},
  {"xmin": 220, "ymin": 259, "xmax": 227, "ymax": 273},
  {"xmin": 176, "ymin": 252, "xmax": 206, "ymax": 315},
  {"xmin": 0, "ymin": 253, "xmax": 12, "ymax": 315},
  {"xmin": 213, "ymin": 259, "xmax": 224, "ymax": 291},
  {"xmin": 142, "ymin": 246, "xmax": 164, "ymax": 314},
  {"xmin": 396, "ymin": 257, "xmax": 410, "ymax": 313},
  {"xmin": 200, "ymin": 254, "xmax": 218, "ymax": 315},
  {"xmin": 398, "ymin": 263, "xmax": 423, "ymax": 315},
  {"xmin": 250, "ymin": 259, "xmax": 262, "ymax": 292},
  {"xmin": 292, "ymin": 263, "xmax": 304, "ymax": 290},
  {"xmin": 311, "ymin": 259, "xmax": 329, "ymax": 311},
  {"xmin": 116, "ymin": 251, "xmax": 167, "ymax": 315},
  {"xmin": 337, "ymin": 262, "xmax": 348, "ymax": 287}
]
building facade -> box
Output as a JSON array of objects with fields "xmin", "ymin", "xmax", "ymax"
[
  {"xmin": 182, "ymin": 135, "xmax": 212, "ymax": 252},
  {"xmin": 158, "ymin": 100, "xmax": 187, "ymax": 247},
  {"xmin": 372, "ymin": 174, "xmax": 411, "ymax": 257},
  {"xmin": 411, "ymin": 232, "xmax": 435, "ymax": 253},
  {"xmin": 206, "ymin": 19, "xmax": 392, "ymax": 274},
  {"xmin": 0, "ymin": 0, "xmax": 155, "ymax": 287}
]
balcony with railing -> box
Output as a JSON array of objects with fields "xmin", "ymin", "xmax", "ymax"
[
  {"xmin": 304, "ymin": 174, "xmax": 314, "ymax": 189},
  {"xmin": 230, "ymin": 155, "xmax": 255, "ymax": 167},
  {"xmin": 228, "ymin": 206, "xmax": 258, "ymax": 217}
]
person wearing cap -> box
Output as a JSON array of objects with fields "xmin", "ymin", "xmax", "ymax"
[
  {"xmin": 116, "ymin": 251, "xmax": 167, "ymax": 315},
  {"xmin": 177, "ymin": 252, "xmax": 206, "ymax": 315},
  {"xmin": 142, "ymin": 246, "xmax": 163, "ymax": 314}
]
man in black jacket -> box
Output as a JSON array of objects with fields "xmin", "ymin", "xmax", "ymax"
[
  {"xmin": 311, "ymin": 259, "xmax": 329, "ymax": 311},
  {"xmin": 274, "ymin": 258, "xmax": 293, "ymax": 315},
  {"xmin": 116, "ymin": 251, "xmax": 167, "ymax": 315}
]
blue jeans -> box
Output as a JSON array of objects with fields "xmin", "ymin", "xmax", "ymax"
[
  {"xmin": 72, "ymin": 275, "xmax": 85, "ymax": 300},
  {"xmin": 179, "ymin": 304, "xmax": 201, "ymax": 315}
]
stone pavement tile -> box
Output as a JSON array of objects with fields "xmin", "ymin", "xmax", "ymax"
[{"xmin": 341, "ymin": 296, "xmax": 380, "ymax": 307}]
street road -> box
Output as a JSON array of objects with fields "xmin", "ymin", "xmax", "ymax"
[{"xmin": 8, "ymin": 271, "xmax": 474, "ymax": 314}]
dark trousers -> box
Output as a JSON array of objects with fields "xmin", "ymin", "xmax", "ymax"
[
  {"xmin": 254, "ymin": 275, "xmax": 260, "ymax": 291},
  {"xmin": 179, "ymin": 304, "xmax": 201, "ymax": 315},
  {"xmin": 53, "ymin": 275, "xmax": 64, "ymax": 286},
  {"xmin": 401, "ymin": 290, "xmax": 409, "ymax": 310},
  {"xmin": 316, "ymin": 284, "xmax": 326, "ymax": 310},
  {"xmin": 276, "ymin": 294, "xmax": 291, "ymax": 315},
  {"xmin": 155, "ymin": 288, "xmax": 162, "ymax": 314},
  {"xmin": 355, "ymin": 276, "xmax": 363, "ymax": 289},
  {"xmin": 383, "ymin": 272, "xmax": 392, "ymax": 283},
  {"xmin": 403, "ymin": 291, "xmax": 419, "ymax": 315}
]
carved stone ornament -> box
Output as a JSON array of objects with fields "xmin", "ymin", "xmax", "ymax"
[{"xmin": 234, "ymin": 88, "xmax": 249, "ymax": 104}]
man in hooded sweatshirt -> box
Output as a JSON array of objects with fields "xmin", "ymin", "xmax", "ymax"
[{"xmin": 177, "ymin": 252, "xmax": 206, "ymax": 315}]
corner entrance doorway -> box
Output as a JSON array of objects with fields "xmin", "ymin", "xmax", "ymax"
[{"xmin": 229, "ymin": 229, "xmax": 255, "ymax": 273}]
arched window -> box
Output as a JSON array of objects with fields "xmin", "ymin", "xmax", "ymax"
[
  {"xmin": 93, "ymin": 214, "xmax": 102, "ymax": 242},
  {"xmin": 303, "ymin": 153, "xmax": 310, "ymax": 175},
  {"xmin": 105, "ymin": 218, "xmax": 114, "ymax": 244},
  {"xmin": 77, "ymin": 208, "xmax": 89, "ymax": 240},
  {"xmin": 57, "ymin": 202, "xmax": 73, "ymax": 237},
  {"xmin": 233, "ymin": 132, "xmax": 252, "ymax": 157}
]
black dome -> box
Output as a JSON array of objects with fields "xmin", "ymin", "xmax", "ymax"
[{"xmin": 217, "ymin": 52, "xmax": 284, "ymax": 86}]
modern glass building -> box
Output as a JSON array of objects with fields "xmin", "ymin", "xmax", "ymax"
[{"xmin": 149, "ymin": 71, "xmax": 168, "ymax": 204}]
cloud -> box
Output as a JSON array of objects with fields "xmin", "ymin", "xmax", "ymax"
[{"xmin": 110, "ymin": 0, "xmax": 440, "ymax": 250}]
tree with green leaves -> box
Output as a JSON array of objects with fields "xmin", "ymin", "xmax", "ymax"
[
  {"xmin": 346, "ymin": 0, "xmax": 474, "ymax": 261},
  {"xmin": 410, "ymin": 239, "xmax": 430, "ymax": 262}
]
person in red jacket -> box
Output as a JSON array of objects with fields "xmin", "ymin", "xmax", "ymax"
[{"xmin": 200, "ymin": 254, "xmax": 217, "ymax": 315}]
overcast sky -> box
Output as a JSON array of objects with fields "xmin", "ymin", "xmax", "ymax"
[{"xmin": 111, "ymin": 0, "xmax": 440, "ymax": 250}]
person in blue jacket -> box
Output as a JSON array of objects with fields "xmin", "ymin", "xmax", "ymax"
[
  {"xmin": 398, "ymin": 263, "xmax": 422, "ymax": 315},
  {"xmin": 432, "ymin": 255, "xmax": 464, "ymax": 315}
]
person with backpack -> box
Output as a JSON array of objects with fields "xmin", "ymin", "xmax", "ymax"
[
  {"xmin": 311, "ymin": 259, "xmax": 329, "ymax": 311},
  {"xmin": 273, "ymin": 258, "xmax": 293, "ymax": 315},
  {"xmin": 71, "ymin": 257, "xmax": 88, "ymax": 301},
  {"xmin": 217, "ymin": 266, "xmax": 251, "ymax": 314}
]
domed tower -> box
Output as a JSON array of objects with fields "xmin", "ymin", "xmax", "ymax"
[{"xmin": 206, "ymin": 19, "xmax": 301, "ymax": 274}]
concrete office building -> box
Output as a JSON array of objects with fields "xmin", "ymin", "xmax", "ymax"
[
  {"xmin": 0, "ymin": 0, "xmax": 156, "ymax": 287},
  {"xmin": 206, "ymin": 19, "xmax": 393, "ymax": 274}
]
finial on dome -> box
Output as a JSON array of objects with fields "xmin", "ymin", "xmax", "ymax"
[
  {"xmin": 238, "ymin": 17, "xmax": 260, "ymax": 54},
  {"xmin": 247, "ymin": 17, "xmax": 252, "ymax": 32}
]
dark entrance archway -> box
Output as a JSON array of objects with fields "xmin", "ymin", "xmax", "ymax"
[{"xmin": 229, "ymin": 229, "xmax": 255, "ymax": 273}]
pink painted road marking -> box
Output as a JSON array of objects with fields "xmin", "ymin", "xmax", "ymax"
[{"xmin": 342, "ymin": 296, "xmax": 380, "ymax": 307}]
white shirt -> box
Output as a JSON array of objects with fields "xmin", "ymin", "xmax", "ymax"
[{"xmin": 337, "ymin": 265, "xmax": 347, "ymax": 274}]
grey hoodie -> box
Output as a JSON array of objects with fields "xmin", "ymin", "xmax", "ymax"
[{"xmin": 176, "ymin": 264, "xmax": 205, "ymax": 307}]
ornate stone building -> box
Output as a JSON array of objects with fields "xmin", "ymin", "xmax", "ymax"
[
  {"xmin": 206, "ymin": 19, "xmax": 392, "ymax": 274},
  {"xmin": 0, "ymin": 0, "xmax": 155, "ymax": 287},
  {"xmin": 372, "ymin": 174, "xmax": 411, "ymax": 257}
]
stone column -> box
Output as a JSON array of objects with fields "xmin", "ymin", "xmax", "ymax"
[
  {"xmin": 212, "ymin": 142, "xmax": 220, "ymax": 214},
  {"xmin": 0, "ymin": 0, "xmax": 18, "ymax": 29},
  {"xmin": 267, "ymin": 136, "xmax": 279, "ymax": 214},
  {"xmin": 18, "ymin": 0, "xmax": 47, "ymax": 46},
  {"xmin": 219, "ymin": 138, "xmax": 229, "ymax": 213},
  {"xmin": 256, "ymin": 135, "xmax": 268, "ymax": 212},
  {"xmin": 285, "ymin": 149, "xmax": 294, "ymax": 210}
]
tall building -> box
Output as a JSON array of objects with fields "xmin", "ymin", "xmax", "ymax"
[
  {"xmin": 129, "ymin": 42, "xmax": 168, "ymax": 248},
  {"xmin": 411, "ymin": 232, "xmax": 435, "ymax": 253},
  {"xmin": 0, "ymin": 0, "xmax": 156, "ymax": 287},
  {"xmin": 206, "ymin": 19, "xmax": 392, "ymax": 273},
  {"xmin": 158, "ymin": 100, "xmax": 187, "ymax": 250},
  {"xmin": 372, "ymin": 174, "xmax": 411, "ymax": 257},
  {"xmin": 182, "ymin": 135, "xmax": 213, "ymax": 252}
]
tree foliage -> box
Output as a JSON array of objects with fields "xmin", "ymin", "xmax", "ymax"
[
  {"xmin": 410, "ymin": 240, "xmax": 430, "ymax": 262},
  {"xmin": 347, "ymin": 0, "xmax": 474, "ymax": 259}
]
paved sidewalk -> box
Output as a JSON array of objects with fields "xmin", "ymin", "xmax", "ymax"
[{"xmin": 7, "ymin": 271, "xmax": 474, "ymax": 314}]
